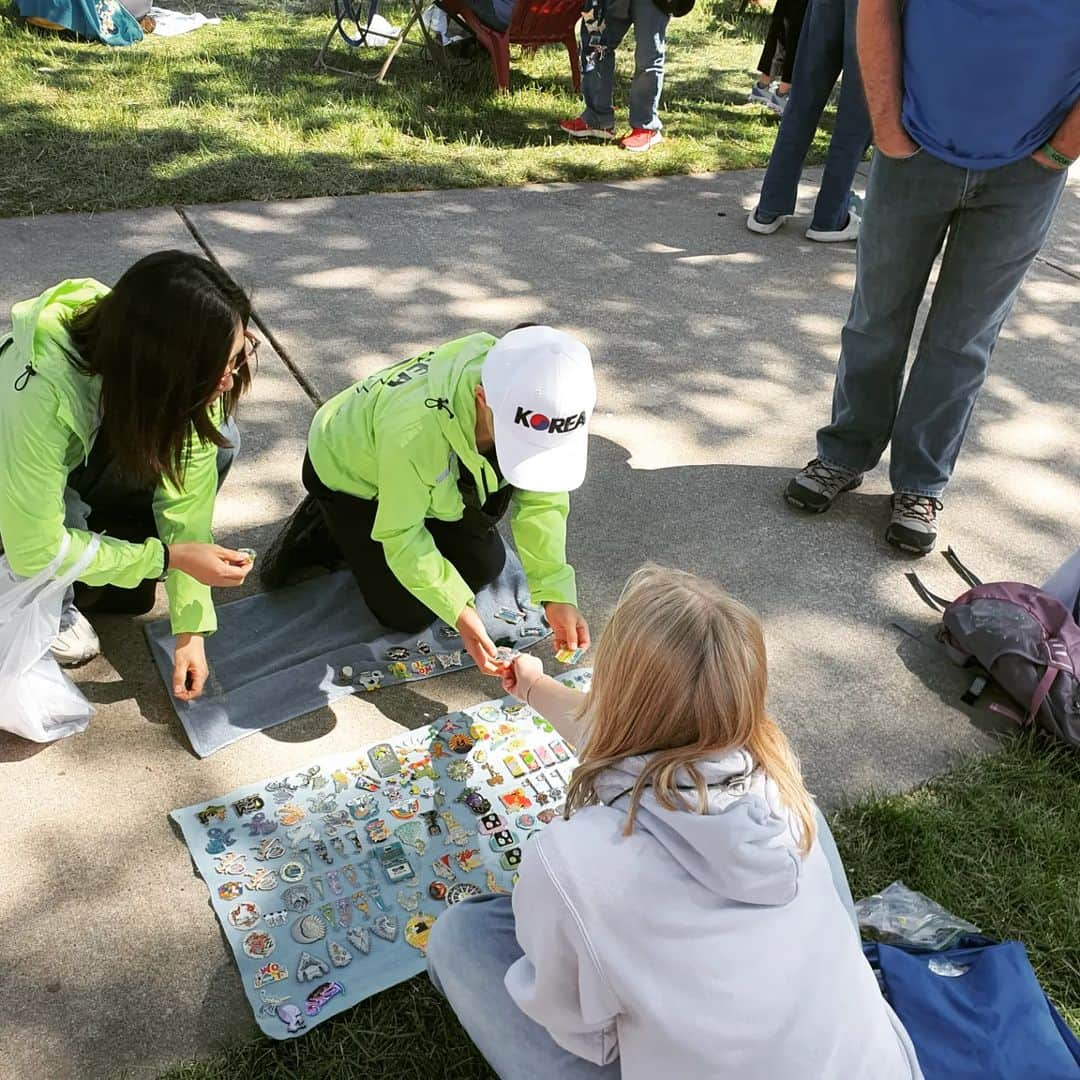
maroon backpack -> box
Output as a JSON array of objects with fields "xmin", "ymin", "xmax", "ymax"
[{"xmin": 908, "ymin": 549, "xmax": 1080, "ymax": 748}]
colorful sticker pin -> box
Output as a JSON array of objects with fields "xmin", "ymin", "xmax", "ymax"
[
  {"xmin": 404, "ymin": 913, "xmax": 437, "ymax": 956},
  {"xmin": 305, "ymin": 981, "xmax": 345, "ymax": 1016},
  {"xmin": 485, "ymin": 870, "xmax": 510, "ymax": 895},
  {"xmin": 428, "ymin": 881, "xmax": 448, "ymax": 902},
  {"xmin": 456, "ymin": 848, "xmax": 483, "ymax": 872},
  {"xmin": 519, "ymin": 750, "xmax": 541, "ymax": 773},
  {"xmin": 276, "ymin": 803, "xmax": 306, "ymax": 826},
  {"xmin": 499, "ymin": 789, "xmax": 532, "ymax": 812},
  {"xmin": 242, "ymin": 931, "xmax": 275, "ymax": 958},
  {"xmin": 503, "ymin": 755, "xmax": 525, "ymax": 779},
  {"xmin": 555, "ymin": 646, "xmax": 586, "ymax": 665},
  {"xmin": 196, "ymin": 805, "xmax": 227, "ymax": 827},
  {"xmin": 229, "ymin": 903, "xmax": 261, "ymax": 930},
  {"xmin": 411, "ymin": 659, "xmax": 436, "ymax": 676},
  {"xmin": 232, "ymin": 795, "xmax": 265, "ymax": 817},
  {"xmin": 205, "ymin": 828, "xmax": 236, "ymax": 854},
  {"xmin": 253, "ymin": 962, "xmax": 288, "ymax": 988}
]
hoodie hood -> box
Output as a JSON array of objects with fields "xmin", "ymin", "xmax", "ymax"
[
  {"xmin": 9, "ymin": 278, "xmax": 108, "ymax": 458},
  {"xmin": 426, "ymin": 333, "xmax": 500, "ymax": 502},
  {"xmin": 592, "ymin": 751, "xmax": 803, "ymax": 906}
]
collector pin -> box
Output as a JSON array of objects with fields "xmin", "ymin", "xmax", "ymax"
[
  {"xmin": 305, "ymin": 981, "xmax": 345, "ymax": 1016},
  {"xmin": 196, "ymin": 805, "xmax": 226, "ymax": 827},
  {"xmin": 242, "ymin": 930, "xmax": 275, "ymax": 958},
  {"xmin": 253, "ymin": 837, "xmax": 286, "ymax": 862},
  {"xmin": 217, "ymin": 882, "xmax": 243, "ymax": 902},
  {"xmin": 205, "ymin": 828, "xmax": 236, "ymax": 854},
  {"xmin": 404, "ymin": 913, "xmax": 437, "ymax": 956},
  {"xmin": 253, "ymin": 962, "xmax": 288, "ymax": 988},
  {"xmin": 371, "ymin": 915, "xmax": 399, "ymax": 942},
  {"xmin": 228, "ymin": 902, "xmax": 261, "ymax": 930},
  {"xmin": 328, "ymin": 940, "xmax": 352, "ymax": 968},
  {"xmin": 246, "ymin": 868, "xmax": 279, "ymax": 892},
  {"xmin": 282, "ymin": 885, "xmax": 313, "ymax": 912},
  {"xmin": 232, "ymin": 795, "xmax": 264, "ymax": 817},
  {"xmin": 347, "ymin": 926, "xmax": 371, "ymax": 954},
  {"xmin": 214, "ymin": 851, "xmax": 247, "ymax": 876},
  {"xmin": 292, "ymin": 914, "xmax": 328, "ymax": 945},
  {"xmin": 295, "ymin": 952, "xmax": 330, "ymax": 982},
  {"xmin": 280, "ymin": 861, "xmax": 305, "ymax": 884},
  {"xmin": 276, "ymin": 803, "xmax": 306, "ymax": 826},
  {"xmin": 446, "ymin": 883, "xmax": 482, "ymax": 906}
]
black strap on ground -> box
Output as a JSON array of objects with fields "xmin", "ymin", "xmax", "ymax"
[
  {"xmin": 943, "ymin": 546, "xmax": 983, "ymax": 589},
  {"xmin": 906, "ymin": 571, "xmax": 950, "ymax": 612}
]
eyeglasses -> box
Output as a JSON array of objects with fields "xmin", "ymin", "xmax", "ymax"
[{"xmin": 223, "ymin": 333, "xmax": 260, "ymax": 380}]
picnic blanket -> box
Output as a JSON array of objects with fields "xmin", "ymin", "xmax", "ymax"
[
  {"xmin": 146, "ymin": 544, "xmax": 550, "ymax": 757},
  {"xmin": 171, "ymin": 668, "xmax": 590, "ymax": 1039}
]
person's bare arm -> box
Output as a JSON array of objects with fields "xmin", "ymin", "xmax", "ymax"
[
  {"xmin": 503, "ymin": 655, "xmax": 588, "ymax": 747},
  {"xmin": 857, "ymin": 0, "xmax": 918, "ymax": 158},
  {"xmin": 1034, "ymin": 96, "xmax": 1080, "ymax": 169}
]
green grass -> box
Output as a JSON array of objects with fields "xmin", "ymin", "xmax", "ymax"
[
  {"xmin": 0, "ymin": 0, "xmax": 839, "ymax": 217},
  {"xmin": 155, "ymin": 735, "xmax": 1080, "ymax": 1080}
]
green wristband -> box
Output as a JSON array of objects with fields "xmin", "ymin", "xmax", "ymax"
[{"xmin": 1041, "ymin": 142, "xmax": 1075, "ymax": 169}]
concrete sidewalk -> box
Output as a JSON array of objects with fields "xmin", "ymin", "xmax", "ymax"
[{"xmin": 0, "ymin": 168, "xmax": 1076, "ymax": 1079}]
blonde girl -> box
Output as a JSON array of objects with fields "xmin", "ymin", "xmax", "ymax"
[{"xmin": 427, "ymin": 566, "xmax": 922, "ymax": 1080}]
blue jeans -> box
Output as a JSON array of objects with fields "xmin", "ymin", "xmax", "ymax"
[
  {"xmin": 580, "ymin": 0, "xmax": 669, "ymax": 132},
  {"xmin": 817, "ymin": 150, "xmax": 1068, "ymax": 496},
  {"xmin": 757, "ymin": 0, "xmax": 871, "ymax": 232},
  {"xmin": 1045, "ymin": 548, "xmax": 1080, "ymax": 622},
  {"xmin": 427, "ymin": 811, "xmax": 857, "ymax": 1079}
]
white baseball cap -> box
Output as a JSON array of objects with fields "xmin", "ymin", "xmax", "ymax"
[{"xmin": 481, "ymin": 326, "xmax": 596, "ymax": 493}]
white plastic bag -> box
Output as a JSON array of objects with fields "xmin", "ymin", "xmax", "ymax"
[{"xmin": 0, "ymin": 533, "xmax": 101, "ymax": 742}]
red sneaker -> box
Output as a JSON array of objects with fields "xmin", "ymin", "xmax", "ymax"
[
  {"xmin": 620, "ymin": 128, "xmax": 663, "ymax": 153},
  {"xmin": 559, "ymin": 117, "xmax": 617, "ymax": 141}
]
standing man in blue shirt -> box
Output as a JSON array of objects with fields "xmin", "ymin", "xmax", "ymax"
[{"xmin": 784, "ymin": 0, "xmax": 1079, "ymax": 554}]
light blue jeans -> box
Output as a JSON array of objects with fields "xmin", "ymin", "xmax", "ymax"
[
  {"xmin": 427, "ymin": 811, "xmax": 857, "ymax": 1080},
  {"xmin": 1045, "ymin": 548, "xmax": 1080, "ymax": 622},
  {"xmin": 757, "ymin": 0, "xmax": 871, "ymax": 232},
  {"xmin": 580, "ymin": 0, "xmax": 670, "ymax": 132},
  {"xmin": 817, "ymin": 149, "xmax": 1068, "ymax": 496}
]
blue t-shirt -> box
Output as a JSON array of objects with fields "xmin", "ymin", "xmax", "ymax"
[{"xmin": 902, "ymin": 0, "xmax": 1080, "ymax": 169}]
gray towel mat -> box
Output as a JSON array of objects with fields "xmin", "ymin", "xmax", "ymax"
[{"xmin": 145, "ymin": 544, "xmax": 550, "ymax": 757}]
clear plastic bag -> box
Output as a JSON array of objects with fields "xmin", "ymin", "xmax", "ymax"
[
  {"xmin": 855, "ymin": 880, "xmax": 980, "ymax": 951},
  {"xmin": 0, "ymin": 533, "xmax": 100, "ymax": 742}
]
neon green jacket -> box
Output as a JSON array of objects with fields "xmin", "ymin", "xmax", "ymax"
[
  {"xmin": 0, "ymin": 279, "xmax": 222, "ymax": 636},
  {"xmin": 308, "ymin": 333, "xmax": 577, "ymax": 628}
]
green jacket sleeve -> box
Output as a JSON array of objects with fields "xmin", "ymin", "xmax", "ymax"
[
  {"xmin": 152, "ymin": 421, "xmax": 221, "ymax": 636},
  {"xmin": 0, "ymin": 383, "xmax": 164, "ymax": 587},
  {"xmin": 510, "ymin": 488, "xmax": 577, "ymax": 607},
  {"xmin": 370, "ymin": 444, "xmax": 474, "ymax": 629}
]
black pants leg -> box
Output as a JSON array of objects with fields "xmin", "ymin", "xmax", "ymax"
[
  {"xmin": 302, "ymin": 455, "xmax": 507, "ymax": 634},
  {"xmin": 65, "ymin": 419, "xmax": 240, "ymax": 615}
]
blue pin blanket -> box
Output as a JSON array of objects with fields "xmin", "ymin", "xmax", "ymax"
[{"xmin": 171, "ymin": 669, "xmax": 590, "ymax": 1039}]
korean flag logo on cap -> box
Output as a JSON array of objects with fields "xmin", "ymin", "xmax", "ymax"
[{"xmin": 482, "ymin": 326, "xmax": 596, "ymax": 493}]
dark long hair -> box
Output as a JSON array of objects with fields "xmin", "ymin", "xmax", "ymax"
[{"xmin": 66, "ymin": 250, "xmax": 253, "ymax": 488}]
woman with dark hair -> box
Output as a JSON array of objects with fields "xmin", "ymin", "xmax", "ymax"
[{"xmin": 0, "ymin": 250, "xmax": 255, "ymax": 701}]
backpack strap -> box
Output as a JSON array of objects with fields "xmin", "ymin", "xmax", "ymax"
[
  {"xmin": 1028, "ymin": 662, "xmax": 1063, "ymax": 723},
  {"xmin": 905, "ymin": 572, "xmax": 950, "ymax": 612},
  {"xmin": 943, "ymin": 546, "xmax": 983, "ymax": 588}
]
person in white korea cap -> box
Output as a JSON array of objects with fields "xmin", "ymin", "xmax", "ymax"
[{"xmin": 261, "ymin": 324, "xmax": 597, "ymax": 674}]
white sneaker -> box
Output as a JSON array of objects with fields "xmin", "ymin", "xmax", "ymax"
[
  {"xmin": 746, "ymin": 207, "xmax": 787, "ymax": 235},
  {"xmin": 806, "ymin": 209, "xmax": 861, "ymax": 243},
  {"xmin": 50, "ymin": 608, "xmax": 100, "ymax": 666}
]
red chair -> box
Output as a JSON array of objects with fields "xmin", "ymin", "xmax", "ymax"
[{"xmin": 439, "ymin": 0, "xmax": 582, "ymax": 93}]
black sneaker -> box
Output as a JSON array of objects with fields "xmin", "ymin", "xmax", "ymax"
[
  {"xmin": 886, "ymin": 493, "xmax": 942, "ymax": 555},
  {"xmin": 259, "ymin": 494, "xmax": 340, "ymax": 588},
  {"xmin": 785, "ymin": 458, "xmax": 864, "ymax": 513}
]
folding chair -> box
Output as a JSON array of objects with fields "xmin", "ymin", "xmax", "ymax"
[{"xmin": 315, "ymin": 0, "xmax": 449, "ymax": 81}]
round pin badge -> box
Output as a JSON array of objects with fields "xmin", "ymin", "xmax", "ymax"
[
  {"xmin": 229, "ymin": 902, "xmax": 261, "ymax": 930},
  {"xmin": 242, "ymin": 930, "xmax": 276, "ymax": 958},
  {"xmin": 445, "ymin": 882, "xmax": 482, "ymax": 906},
  {"xmin": 515, "ymin": 814, "xmax": 536, "ymax": 830},
  {"xmin": 428, "ymin": 881, "xmax": 448, "ymax": 902},
  {"xmin": 280, "ymin": 861, "xmax": 306, "ymax": 884},
  {"xmin": 291, "ymin": 913, "xmax": 328, "ymax": 944}
]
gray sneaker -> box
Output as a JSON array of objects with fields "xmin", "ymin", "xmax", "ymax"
[
  {"xmin": 886, "ymin": 493, "xmax": 943, "ymax": 555},
  {"xmin": 785, "ymin": 458, "xmax": 863, "ymax": 513},
  {"xmin": 50, "ymin": 607, "xmax": 100, "ymax": 666}
]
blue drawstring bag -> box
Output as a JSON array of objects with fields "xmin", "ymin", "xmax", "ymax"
[{"xmin": 864, "ymin": 936, "xmax": 1080, "ymax": 1079}]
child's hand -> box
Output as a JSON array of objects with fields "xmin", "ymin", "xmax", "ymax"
[{"xmin": 503, "ymin": 653, "xmax": 544, "ymax": 702}]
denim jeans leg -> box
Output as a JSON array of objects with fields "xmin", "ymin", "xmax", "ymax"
[
  {"xmin": 1044, "ymin": 547, "xmax": 1080, "ymax": 621},
  {"xmin": 427, "ymin": 894, "xmax": 620, "ymax": 1080},
  {"xmin": 887, "ymin": 157, "xmax": 1068, "ymax": 495},
  {"xmin": 808, "ymin": 0, "xmax": 871, "ymax": 231},
  {"xmin": 580, "ymin": 11, "xmax": 631, "ymax": 130},
  {"xmin": 627, "ymin": 0, "xmax": 669, "ymax": 131},
  {"xmin": 757, "ymin": 0, "xmax": 844, "ymax": 219},
  {"xmin": 816, "ymin": 150, "xmax": 960, "ymax": 473}
]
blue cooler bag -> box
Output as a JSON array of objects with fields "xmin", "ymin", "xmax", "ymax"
[{"xmin": 864, "ymin": 936, "xmax": 1080, "ymax": 1079}]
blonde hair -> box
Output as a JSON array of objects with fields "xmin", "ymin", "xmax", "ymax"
[{"xmin": 565, "ymin": 566, "xmax": 816, "ymax": 856}]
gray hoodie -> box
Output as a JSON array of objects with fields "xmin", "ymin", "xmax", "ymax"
[{"xmin": 505, "ymin": 752, "xmax": 923, "ymax": 1079}]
